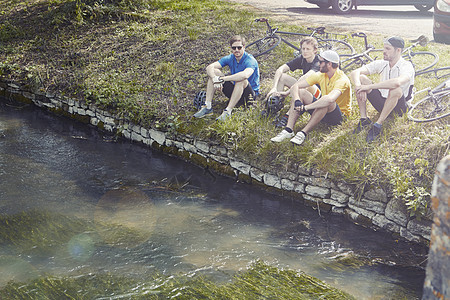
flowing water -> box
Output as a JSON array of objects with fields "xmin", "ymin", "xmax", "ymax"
[{"xmin": 0, "ymin": 99, "xmax": 428, "ymax": 299}]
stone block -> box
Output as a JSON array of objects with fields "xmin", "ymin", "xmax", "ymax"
[
  {"xmin": 210, "ymin": 154, "xmax": 228, "ymax": 165},
  {"xmin": 364, "ymin": 187, "xmax": 388, "ymax": 203},
  {"xmin": 230, "ymin": 159, "xmax": 251, "ymax": 175},
  {"xmin": 183, "ymin": 142, "xmax": 197, "ymax": 153},
  {"xmin": 323, "ymin": 198, "xmax": 347, "ymax": 208},
  {"xmin": 372, "ymin": 214, "xmax": 400, "ymax": 233},
  {"xmin": 385, "ymin": 198, "xmax": 409, "ymax": 227},
  {"xmin": 250, "ymin": 167, "xmax": 264, "ymax": 182},
  {"xmin": 407, "ymin": 218, "xmax": 432, "ymax": 240},
  {"xmin": 337, "ymin": 182, "xmax": 356, "ymax": 196},
  {"xmin": 140, "ymin": 127, "xmax": 148, "ymax": 138},
  {"xmin": 131, "ymin": 132, "xmax": 143, "ymax": 143},
  {"xmin": 349, "ymin": 197, "xmax": 386, "ymax": 214},
  {"xmin": 399, "ymin": 228, "xmax": 421, "ymax": 243},
  {"xmin": 281, "ymin": 178, "xmax": 295, "ymax": 191},
  {"xmin": 278, "ymin": 170, "xmax": 297, "ymax": 181},
  {"xmin": 294, "ymin": 183, "xmax": 305, "ymax": 194},
  {"xmin": 264, "ymin": 173, "xmax": 281, "ymax": 189},
  {"xmin": 347, "ymin": 203, "xmax": 376, "ymax": 219},
  {"xmin": 330, "ymin": 189, "xmax": 349, "ymax": 204},
  {"xmin": 194, "ymin": 140, "xmax": 210, "ymax": 153},
  {"xmin": 210, "ymin": 145, "xmax": 227, "ymax": 156},
  {"xmin": 305, "ymin": 185, "xmax": 330, "ymax": 198},
  {"xmin": 149, "ymin": 129, "xmax": 166, "ymax": 145}
]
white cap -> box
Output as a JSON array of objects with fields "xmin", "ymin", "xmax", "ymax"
[{"xmin": 319, "ymin": 50, "xmax": 340, "ymax": 64}]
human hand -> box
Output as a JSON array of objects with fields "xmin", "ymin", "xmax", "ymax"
[
  {"xmin": 213, "ymin": 76, "xmax": 224, "ymax": 90},
  {"xmin": 294, "ymin": 99, "xmax": 305, "ymax": 113}
]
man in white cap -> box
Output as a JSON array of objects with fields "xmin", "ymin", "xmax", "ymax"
[
  {"xmin": 270, "ymin": 50, "xmax": 352, "ymax": 145},
  {"xmin": 349, "ymin": 36, "xmax": 414, "ymax": 142}
]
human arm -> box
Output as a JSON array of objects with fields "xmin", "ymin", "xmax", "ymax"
[
  {"xmin": 289, "ymin": 76, "xmax": 313, "ymax": 102},
  {"xmin": 266, "ymin": 64, "xmax": 290, "ymax": 98},
  {"xmin": 356, "ymin": 75, "xmax": 410, "ymax": 93},
  {"xmin": 295, "ymin": 89, "xmax": 342, "ymax": 112},
  {"xmin": 220, "ymin": 67, "xmax": 254, "ymax": 83},
  {"xmin": 350, "ymin": 66, "xmax": 370, "ymax": 102}
]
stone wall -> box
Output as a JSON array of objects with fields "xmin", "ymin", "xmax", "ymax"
[
  {"xmin": 0, "ymin": 80, "xmax": 433, "ymax": 244},
  {"xmin": 423, "ymin": 155, "xmax": 449, "ymax": 299}
]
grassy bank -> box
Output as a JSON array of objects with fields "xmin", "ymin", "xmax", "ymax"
[{"xmin": 0, "ymin": 0, "xmax": 448, "ymax": 217}]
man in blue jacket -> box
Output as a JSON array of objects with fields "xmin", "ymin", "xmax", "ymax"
[{"xmin": 193, "ymin": 35, "xmax": 260, "ymax": 121}]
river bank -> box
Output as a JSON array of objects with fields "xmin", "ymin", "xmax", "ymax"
[
  {"xmin": 0, "ymin": 79, "xmax": 435, "ymax": 245},
  {"xmin": 0, "ymin": 0, "xmax": 448, "ymax": 241}
]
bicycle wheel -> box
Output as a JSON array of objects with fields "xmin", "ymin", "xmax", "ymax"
[
  {"xmin": 318, "ymin": 39, "xmax": 355, "ymax": 56},
  {"xmin": 403, "ymin": 51, "xmax": 439, "ymax": 74},
  {"xmin": 408, "ymin": 85, "xmax": 450, "ymax": 122},
  {"xmin": 416, "ymin": 66, "xmax": 450, "ymax": 80},
  {"xmin": 246, "ymin": 35, "xmax": 281, "ymax": 58},
  {"xmin": 339, "ymin": 55, "xmax": 362, "ymax": 72}
]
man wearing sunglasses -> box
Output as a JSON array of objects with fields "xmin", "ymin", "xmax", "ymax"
[
  {"xmin": 193, "ymin": 35, "xmax": 260, "ymax": 121},
  {"xmin": 349, "ymin": 36, "xmax": 414, "ymax": 143},
  {"xmin": 271, "ymin": 50, "xmax": 351, "ymax": 146}
]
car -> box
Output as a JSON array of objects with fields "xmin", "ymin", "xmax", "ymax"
[
  {"xmin": 306, "ymin": 0, "xmax": 435, "ymax": 14},
  {"xmin": 433, "ymin": 0, "xmax": 450, "ymax": 43}
]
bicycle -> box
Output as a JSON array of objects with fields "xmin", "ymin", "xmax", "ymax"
[
  {"xmin": 246, "ymin": 18, "xmax": 355, "ymax": 58},
  {"xmin": 415, "ymin": 66, "xmax": 450, "ymax": 79},
  {"xmin": 407, "ymin": 77, "xmax": 449, "ymax": 122},
  {"xmin": 340, "ymin": 33, "xmax": 439, "ymax": 74}
]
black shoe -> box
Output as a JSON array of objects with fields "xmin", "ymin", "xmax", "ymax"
[
  {"xmin": 275, "ymin": 114, "xmax": 289, "ymax": 128},
  {"xmin": 366, "ymin": 124, "xmax": 382, "ymax": 143},
  {"xmin": 353, "ymin": 118, "xmax": 373, "ymax": 134}
]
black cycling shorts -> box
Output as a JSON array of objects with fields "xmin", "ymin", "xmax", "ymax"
[
  {"xmin": 222, "ymin": 81, "xmax": 256, "ymax": 108},
  {"xmin": 367, "ymin": 89, "xmax": 408, "ymax": 117},
  {"xmin": 307, "ymin": 96, "xmax": 344, "ymax": 126}
]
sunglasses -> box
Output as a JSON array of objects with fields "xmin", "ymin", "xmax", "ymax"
[{"xmin": 231, "ymin": 46, "xmax": 243, "ymax": 50}]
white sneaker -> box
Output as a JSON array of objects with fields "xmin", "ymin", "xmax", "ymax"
[
  {"xmin": 290, "ymin": 131, "xmax": 306, "ymax": 145},
  {"xmin": 216, "ymin": 110, "xmax": 231, "ymax": 121},
  {"xmin": 270, "ymin": 129, "xmax": 294, "ymax": 142}
]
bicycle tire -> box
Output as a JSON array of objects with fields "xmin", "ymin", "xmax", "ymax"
[
  {"xmin": 403, "ymin": 51, "xmax": 439, "ymax": 74},
  {"xmin": 339, "ymin": 55, "xmax": 369, "ymax": 72},
  {"xmin": 246, "ymin": 35, "xmax": 281, "ymax": 58},
  {"xmin": 407, "ymin": 84, "xmax": 450, "ymax": 122},
  {"xmin": 416, "ymin": 66, "xmax": 450, "ymax": 79},
  {"xmin": 318, "ymin": 39, "xmax": 355, "ymax": 56}
]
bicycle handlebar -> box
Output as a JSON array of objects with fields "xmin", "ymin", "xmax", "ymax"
[{"xmin": 351, "ymin": 32, "xmax": 367, "ymax": 38}]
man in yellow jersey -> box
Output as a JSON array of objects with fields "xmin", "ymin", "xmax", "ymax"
[{"xmin": 271, "ymin": 50, "xmax": 352, "ymax": 145}]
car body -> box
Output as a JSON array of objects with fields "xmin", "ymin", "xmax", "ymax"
[
  {"xmin": 433, "ymin": 0, "xmax": 450, "ymax": 43},
  {"xmin": 306, "ymin": 0, "xmax": 435, "ymax": 14}
]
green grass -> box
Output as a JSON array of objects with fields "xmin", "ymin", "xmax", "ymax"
[{"xmin": 0, "ymin": 0, "xmax": 448, "ymax": 217}]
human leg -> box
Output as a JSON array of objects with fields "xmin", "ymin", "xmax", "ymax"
[
  {"xmin": 285, "ymin": 89, "xmax": 314, "ymax": 130},
  {"xmin": 290, "ymin": 101, "xmax": 338, "ymax": 146},
  {"xmin": 194, "ymin": 69, "xmax": 224, "ymax": 118}
]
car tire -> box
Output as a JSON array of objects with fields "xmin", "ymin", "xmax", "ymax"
[
  {"xmin": 332, "ymin": 0, "xmax": 353, "ymax": 14},
  {"xmin": 316, "ymin": 3, "xmax": 331, "ymax": 9},
  {"xmin": 434, "ymin": 32, "xmax": 450, "ymax": 44},
  {"xmin": 414, "ymin": 4, "xmax": 433, "ymax": 11}
]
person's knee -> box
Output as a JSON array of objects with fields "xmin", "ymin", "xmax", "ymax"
[
  {"xmin": 298, "ymin": 89, "xmax": 313, "ymax": 104},
  {"xmin": 388, "ymin": 87, "xmax": 403, "ymax": 100},
  {"xmin": 360, "ymin": 75, "xmax": 372, "ymax": 85}
]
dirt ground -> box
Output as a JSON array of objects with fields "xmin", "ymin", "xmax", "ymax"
[{"xmin": 226, "ymin": 0, "xmax": 435, "ymax": 41}]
